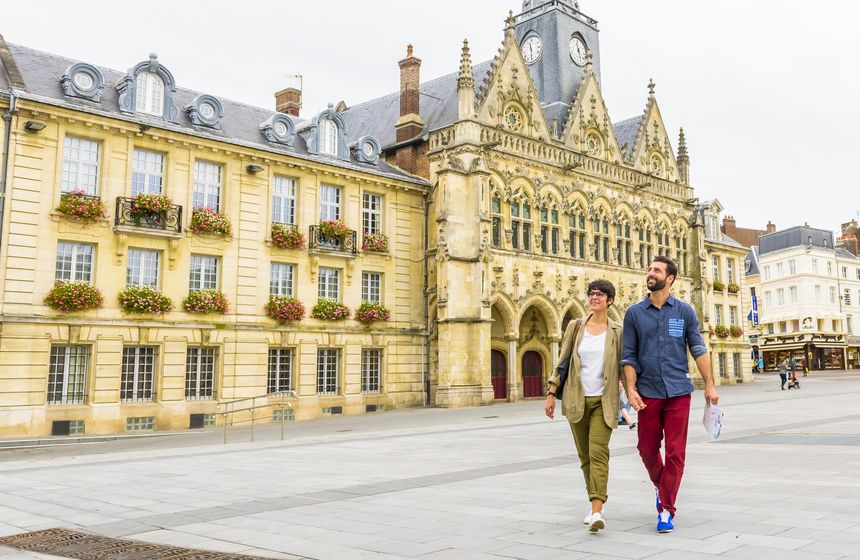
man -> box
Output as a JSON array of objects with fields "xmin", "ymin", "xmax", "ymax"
[{"xmin": 621, "ymin": 256, "xmax": 719, "ymax": 533}]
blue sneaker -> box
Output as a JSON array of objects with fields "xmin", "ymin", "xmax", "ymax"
[
  {"xmin": 655, "ymin": 487, "xmax": 662, "ymax": 512},
  {"xmin": 657, "ymin": 510, "xmax": 674, "ymax": 533}
]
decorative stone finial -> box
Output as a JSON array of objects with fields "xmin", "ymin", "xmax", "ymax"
[
  {"xmin": 458, "ymin": 39, "xmax": 474, "ymax": 90},
  {"xmin": 647, "ymin": 78, "xmax": 655, "ymax": 98},
  {"xmin": 407, "ymin": 44, "xmax": 414, "ymax": 58},
  {"xmin": 506, "ymin": 10, "xmax": 516, "ymax": 35},
  {"xmin": 678, "ymin": 127, "xmax": 688, "ymax": 158}
]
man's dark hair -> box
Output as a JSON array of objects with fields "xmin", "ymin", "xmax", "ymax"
[
  {"xmin": 588, "ymin": 279, "xmax": 616, "ymax": 305},
  {"xmin": 652, "ymin": 255, "xmax": 678, "ymax": 284}
]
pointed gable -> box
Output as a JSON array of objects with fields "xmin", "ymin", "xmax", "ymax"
[
  {"xmin": 474, "ymin": 13, "xmax": 551, "ymax": 141},
  {"xmin": 558, "ymin": 57, "xmax": 622, "ymax": 162},
  {"xmin": 625, "ymin": 80, "xmax": 680, "ymax": 181}
]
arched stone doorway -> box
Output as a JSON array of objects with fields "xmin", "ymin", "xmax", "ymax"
[
  {"xmin": 490, "ymin": 350, "xmax": 506, "ymax": 399},
  {"xmin": 522, "ymin": 351, "xmax": 543, "ymax": 397}
]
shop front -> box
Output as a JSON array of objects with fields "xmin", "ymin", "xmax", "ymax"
[{"xmin": 761, "ymin": 334, "xmax": 847, "ymax": 372}]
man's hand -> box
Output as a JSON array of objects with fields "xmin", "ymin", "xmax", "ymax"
[
  {"xmin": 544, "ymin": 395, "xmax": 555, "ymax": 419},
  {"xmin": 704, "ymin": 384, "xmax": 719, "ymax": 406},
  {"xmin": 626, "ymin": 388, "xmax": 647, "ymax": 411}
]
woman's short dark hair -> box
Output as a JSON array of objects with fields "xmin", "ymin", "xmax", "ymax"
[{"xmin": 588, "ymin": 279, "xmax": 616, "ymax": 305}]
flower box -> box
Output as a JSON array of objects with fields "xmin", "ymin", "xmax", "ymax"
[
  {"xmin": 729, "ymin": 325, "xmax": 743, "ymax": 338},
  {"xmin": 727, "ymin": 282, "xmax": 740, "ymax": 294},
  {"xmin": 44, "ymin": 281, "xmax": 104, "ymax": 313},
  {"xmin": 190, "ymin": 207, "xmax": 232, "ymax": 237},
  {"xmin": 56, "ymin": 189, "xmax": 105, "ymax": 224},
  {"xmin": 362, "ymin": 232, "xmax": 389, "ymax": 253},
  {"xmin": 119, "ymin": 286, "xmax": 173, "ymax": 315},
  {"xmin": 311, "ymin": 299, "xmax": 350, "ymax": 321},
  {"xmin": 271, "ymin": 223, "xmax": 305, "ymax": 250},
  {"xmin": 130, "ymin": 193, "xmax": 173, "ymax": 216},
  {"xmin": 712, "ymin": 280, "xmax": 725, "ymax": 292},
  {"xmin": 714, "ymin": 324, "xmax": 729, "ymax": 338},
  {"xmin": 355, "ymin": 302, "xmax": 390, "ymax": 324},
  {"xmin": 319, "ymin": 220, "xmax": 351, "ymax": 240},
  {"xmin": 265, "ymin": 295, "xmax": 305, "ymax": 323},
  {"xmin": 182, "ymin": 289, "xmax": 229, "ymax": 314}
]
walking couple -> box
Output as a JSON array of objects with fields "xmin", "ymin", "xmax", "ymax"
[{"xmin": 544, "ymin": 256, "xmax": 720, "ymax": 534}]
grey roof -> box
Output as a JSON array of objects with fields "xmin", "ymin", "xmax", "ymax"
[
  {"xmin": 0, "ymin": 42, "xmax": 427, "ymax": 186},
  {"xmin": 759, "ymin": 226, "xmax": 835, "ymax": 255},
  {"xmin": 340, "ymin": 60, "xmax": 493, "ymax": 149},
  {"xmin": 745, "ymin": 246, "xmax": 760, "ymax": 276},
  {"xmin": 612, "ymin": 115, "xmax": 642, "ymax": 161},
  {"xmin": 836, "ymin": 247, "xmax": 860, "ymax": 261}
]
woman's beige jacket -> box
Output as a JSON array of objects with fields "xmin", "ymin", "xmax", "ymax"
[{"xmin": 548, "ymin": 314, "xmax": 623, "ymax": 428}]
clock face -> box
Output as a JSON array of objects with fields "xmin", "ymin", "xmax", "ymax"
[
  {"xmin": 361, "ymin": 141, "xmax": 375, "ymax": 157},
  {"xmin": 521, "ymin": 35, "xmax": 542, "ymax": 65},
  {"xmin": 274, "ymin": 121, "xmax": 288, "ymax": 137},
  {"xmin": 569, "ymin": 36, "xmax": 587, "ymax": 66},
  {"xmin": 198, "ymin": 102, "xmax": 215, "ymax": 119},
  {"xmin": 73, "ymin": 72, "xmax": 94, "ymax": 90}
]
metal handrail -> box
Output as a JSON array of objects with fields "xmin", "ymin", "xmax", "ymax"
[{"xmin": 215, "ymin": 390, "xmax": 297, "ymax": 443}]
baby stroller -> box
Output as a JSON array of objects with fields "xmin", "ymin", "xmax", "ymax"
[{"xmin": 786, "ymin": 370, "xmax": 801, "ymax": 390}]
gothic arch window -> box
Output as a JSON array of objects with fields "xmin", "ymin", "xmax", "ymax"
[
  {"xmin": 539, "ymin": 202, "xmax": 560, "ymax": 255},
  {"xmin": 638, "ymin": 220, "xmax": 654, "ymax": 268},
  {"xmin": 567, "ymin": 204, "xmax": 587, "ymax": 259},
  {"xmin": 490, "ymin": 183, "xmax": 504, "ymax": 248},
  {"xmin": 592, "ymin": 208, "xmax": 610, "ymax": 263},
  {"xmin": 135, "ymin": 72, "xmax": 164, "ymax": 115},
  {"xmin": 656, "ymin": 223, "xmax": 671, "ymax": 258},
  {"xmin": 319, "ymin": 118, "xmax": 338, "ymax": 156},
  {"xmin": 675, "ymin": 227, "xmax": 689, "ymax": 275},
  {"xmin": 615, "ymin": 216, "xmax": 633, "ymax": 267},
  {"xmin": 510, "ymin": 197, "xmax": 532, "ymax": 251}
]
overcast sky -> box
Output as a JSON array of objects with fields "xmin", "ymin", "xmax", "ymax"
[{"xmin": 3, "ymin": 1, "xmax": 857, "ymax": 236}]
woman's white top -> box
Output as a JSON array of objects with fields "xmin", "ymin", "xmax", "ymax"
[{"xmin": 578, "ymin": 330, "xmax": 607, "ymax": 397}]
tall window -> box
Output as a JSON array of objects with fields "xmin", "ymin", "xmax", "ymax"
[
  {"xmin": 56, "ymin": 242, "xmax": 94, "ymax": 283},
  {"xmin": 185, "ymin": 347, "xmax": 216, "ymax": 400},
  {"xmin": 842, "ymin": 266, "xmax": 848, "ymax": 278},
  {"xmin": 718, "ymin": 352, "xmax": 727, "ymax": 378},
  {"xmin": 121, "ymin": 346, "xmax": 156, "ymax": 402},
  {"xmin": 363, "ymin": 193, "xmax": 383, "ymax": 235},
  {"xmin": 540, "ymin": 207, "xmax": 559, "ymax": 255},
  {"xmin": 848, "ymin": 315, "xmax": 854, "ymax": 334},
  {"xmin": 268, "ymin": 348, "xmax": 293, "ymax": 394},
  {"xmin": 617, "ymin": 223, "xmax": 632, "ymax": 267},
  {"xmin": 569, "ymin": 210, "xmax": 586, "ymax": 259},
  {"xmin": 490, "ymin": 195, "xmax": 502, "ymax": 248},
  {"xmin": 789, "ymin": 259, "xmax": 796, "ymax": 275},
  {"xmin": 61, "ymin": 136, "xmax": 100, "ymax": 194},
  {"xmin": 189, "ymin": 255, "xmax": 218, "ymax": 291},
  {"xmin": 319, "ymin": 119, "xmax": 338, "ymax": 156},
  {"xmin": 763, "ymin": 266, "xmax": 770, "ymax": 281},
  {"xmin": 712, "ymin": 256, "xmax": 721, "ymax": 281},
  {"xmin": 362, "ymin": 271, "xmax": 381, "ymax": 303},
  {"xmin": 777, "ymin": 288, "xmax": 785, "ymax": 305},
  {"xmin": 193, "ymin": 161, "xmax": 222, "ymax": 211},
  {"xmin": 272, "ymin": 176, "xmax": 296, "ymax": 225},
  {"xmin": 135, "ymin": 72, "xmax": 164, "ymax": 116},
  {"xmin": 656, "ymin": 229, "xmax": 670, "ymax": 258},
  {"xmin": 729, "ymin": 306, "xmax": 737, "ymax": 325},
  {"xmin": 714, "ymin": 304, "xmax": 723, "ymax": 325},
  {"xmin": 131, "ymin": 149, "xmax": 164, "ymax": 195},
  {"xmin": 790, "ymin": 286, "xmax": 798, "ymax": 304},
  {"xmin": 675, "ymin": 233, "xmax": 687, "ymax": 274},
  {"xmin": 316, "ymin": 348, "xmax": 339, "ymax": 394},
  {"xmin": 318, "ymin": 267, "xmax": 340, "ymax": 301},
  {"xmin": 270, "ymin": 263, "xmax": 295, "ymax": 296},
  {"xmin": 48, "ymin": 345, "xmax": 89, "ymax": 404},
  {"xmin": 727, "ymin": 259, "xmax": 735, "ymax": 284},
  {"xmin": 361, "ymin": 349, "xmax": 382, "ymax": 394},
  {"xmin": 638, "ymin": 226, "xmax": 653, "ymax": 268},
  {"xmin": 815, "ymin": 285, "xmax": 822, "ymax": 302},
  {"xmin": 319, "ymin": 184, "xmax": 341, "ymax": 221},
  {"xmin": 765, "ymin": 291, "xmax": 772, "ymax": 307},
  {"xmin": 126, "ymin": 249, "xmax": 159, "ymax": 288},
  {"xmin": 593, "ymin": 217, "xmax": 609, "ymax": 263},
  {"xmin": 812, "ymin": 259, "xmax": 818, "ymax": 273},
  {"xmin": 510, "ymin": 202, "xmax": 531, "ymax": 251},
  {"xmin": 830, "ymin": 286, "xmax": 837, "ymax": 303},
  {"xmin": 827, "ymin": 261, "xmax": 833, "ymax": 275},
  {"xmin": 777, "ymin": 263, "xmax": 784, "ymax": 277},
  {"xmin": 732, "ymin": 354, "xmax": 741, "ymax": 377}
]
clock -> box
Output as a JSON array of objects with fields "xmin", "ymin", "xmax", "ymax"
[
  {"xmin": 569, "ymin": 36, "xmax": 587, "ymax": 66},
  {"xmin": 521, "ymin": 35, "xmax": 542, "ymax": 65},
  {"xmin": 274, "ymin": 121, "xmax": 289, "ymax": 137},
  {"xmin": 362, "ymin": 142, "xmax": 375, "ymax": 158}
]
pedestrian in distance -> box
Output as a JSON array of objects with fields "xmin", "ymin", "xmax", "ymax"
[
  {"xmin": 618, "ymin": 381, "xmax": 636, "ymax": 429},
  {"xmin": 758, "ymin": 357, "xmax": 764, "ymax": 373},
  {"xmin": 545, "ymin": 279, "xmax": 623, "ymax": 534},
  {"xmin": 620, "ymin": 256, "xmax": 719, "ymax": 533},
  {"xmin": 779, "ymin": 358, "xmax": 788, "ymax": 390}
]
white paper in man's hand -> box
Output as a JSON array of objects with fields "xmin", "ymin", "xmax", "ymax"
[{"xmin": 702, "ymin": 403, "xmax": 725, "ymax": 440}]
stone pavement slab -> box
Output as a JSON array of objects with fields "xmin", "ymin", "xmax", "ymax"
[{"xmin": 0, "ymin": 372, "xmax": 858, "ymax": 559}]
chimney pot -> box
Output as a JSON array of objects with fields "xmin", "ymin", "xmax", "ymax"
[{"xmin": 275, "ymin": 87, "xmax": 301, "ymax": 117}]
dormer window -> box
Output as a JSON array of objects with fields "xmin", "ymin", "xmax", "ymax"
[
  {"xmin": 135, "ymin": 72, "xmax": 164, "ymax": 115},
  {"xmin": 319, "ymin": 119, "xmax": 338, "ymax": 156}
]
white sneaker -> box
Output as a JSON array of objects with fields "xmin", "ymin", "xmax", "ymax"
[
  {"xmin": 583, "ymin": 512, "xmax": 592, "ymax": 524},
  {"xmin": 588, "ymin": 511, "xmax": 605, "ymax": 533}
]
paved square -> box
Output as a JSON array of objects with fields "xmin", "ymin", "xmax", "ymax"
[{"xmin": 1, "ymin": 373, "xmax": 859, "ymax": 559}]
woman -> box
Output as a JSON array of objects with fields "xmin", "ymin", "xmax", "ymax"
[{"xmin": 545, "ymin": 279, "xmax": 623, "ymax": 533}]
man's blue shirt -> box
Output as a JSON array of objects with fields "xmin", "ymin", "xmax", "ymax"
[{"xmin": 620, "ymin": 294, "xmax": 708, "ymax": 399}]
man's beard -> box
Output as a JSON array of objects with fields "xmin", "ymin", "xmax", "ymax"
[{"xmin": 646, "ymin": 277, "xmax": 666, "ymax": 292}]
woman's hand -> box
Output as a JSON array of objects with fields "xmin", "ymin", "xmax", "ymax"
[{"xmin": 544, "ymin": 395, "xmax": 556, "ymax": 419}]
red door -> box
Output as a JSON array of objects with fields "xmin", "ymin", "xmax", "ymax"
[
  {"xmin": 491, "ymin": 350, "xmax": 507, "ymax": 399},
  {"xmin": 522, "ymin": 351, "xmax": 543, "ymax": 398}
]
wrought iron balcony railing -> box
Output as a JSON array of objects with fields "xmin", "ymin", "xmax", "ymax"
[
  {"xmin": 115, "ymin": 196, "xmax": 182, "ymax": 234},
  {"xmin": 309, "ymin": 224, "xmax": 357, "ymax": 254}
]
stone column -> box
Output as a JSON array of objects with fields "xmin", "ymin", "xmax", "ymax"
[{"xmin": 506, "ymin": 335, "xmax": 519, "ymax": 402}]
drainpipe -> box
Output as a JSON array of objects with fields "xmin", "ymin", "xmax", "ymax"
[
  {"xmin": 422, "ymin": 195, "xmax": 430, "ymax": 406},
  {"xmin": 0, "ymin": 90, "xmax": 16, "ymax": 260}
]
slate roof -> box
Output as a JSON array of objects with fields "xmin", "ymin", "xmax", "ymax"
[
  {"xmin": 744, "ymin": 246, "xmax": 760, "ymax": 276},
  {"xmin": 0, "ymin": 40, "xmax": 427, "ymax": 186},
  {"xmin": 759, "ymin": 226, "xmax": 835, "ymax": 255},
  {"xmin": 612, "ymin": 115, "xmax": 642, "ymax": 161}
]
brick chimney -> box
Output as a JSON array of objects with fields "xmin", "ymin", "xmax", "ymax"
[
  {"xmin": 766, "ymin": 221, "xmax": 776, "ymax": 234},
  {"xmin": 721, "ymin": 215, "xmax": 736, "ymax": 235},
  {"xmin": 395, "ymin": 44, "xmax": 425, "ymax": 142},
  {"xmin": 275, "ymin": 87, "xmax": 301, "ymax": 117}
]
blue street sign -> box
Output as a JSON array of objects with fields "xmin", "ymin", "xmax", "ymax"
[{"xmin": 751, "ymin": 295, "xmax": 759, "ymax": 327}]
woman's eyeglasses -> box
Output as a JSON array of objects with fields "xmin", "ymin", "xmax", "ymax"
[{"xmin": 588, "ymin": 291, "xmax": 607, "ymax": 299}]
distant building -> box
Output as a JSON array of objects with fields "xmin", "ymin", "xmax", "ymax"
[
  {"xmin": 837, "ymin": 219, "xmax": 859, "ymax": 256},
  {"xmin": 721, "ymin": 216, "xmax": 775, "ymax": 250}
]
